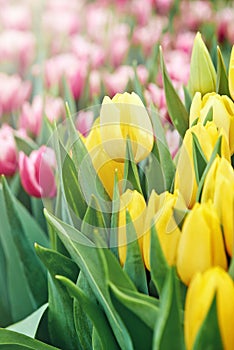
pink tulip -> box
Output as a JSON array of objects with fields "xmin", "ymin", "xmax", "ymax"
[
  {"xmin": 19, "ymin": 96, "xmax": 43, "ymax": 137},
  {"xmin": 42, "ymin": 10, "xmax": 80, "ymax": 37},
  {"xmin": 19, "ymin": 146, "xmax": 57, "ymax": 198},
  {"xmin": 71, "ymin": 36, "xmax": 105, "ymax": 69},
  {"xmin": 103, "ymin": 66, "xmax": 133, "ymax": 97},
  {"xmin": 0, "ymin": 73, "xmax": 31, "ymax": 117},
  {"xmin": 0, "ymin": 124, "xmax": 18, "ymax": 176},
  {"xmin": 216, "ymin": 8, "xmax": 234, "ymax": 42},
  {"xmin": 1, "ymin": 5, "xmax": 32, "ymax": 31},
  {"xmin": 153, "ymin": 0, "xmax": 173, "ymax": 14},
  {"xmin": 165, "ymin": 128, "xmax": 180, "ymax": 158},
  {"xmin": 76, "ymin": 110, "xmax": 94, "ymax": 136}
]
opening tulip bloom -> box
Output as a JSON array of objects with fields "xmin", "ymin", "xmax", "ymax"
[
  {"xmin": 100, "ymin": 92, "xmax": 154, "ymax": 163},
  {"xmin": 177, "ymin": 202, "xmax": 227, "ymax": 286},
  {"xmin": 185, "ymin": 267, "xmax": 234, "ymax": 350},
  {"xmin": 19, "ymin": 146, "xmax": 57, "ymax": 198}
]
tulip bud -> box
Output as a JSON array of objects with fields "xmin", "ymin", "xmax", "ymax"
[
  {"xmin": 118, "ymin": 189, "xmax": 146, "ymax": 265},
  {"xmin": 177, "ymin": 202, "xmax": 227, "ymax": 286},
  {"xmin": 201, "ymin": 157, "xmax": 234, "ymax": 256},
  {"xmin": 174, "ymin": 121, "xmax": 230, "ymax": 208},
  {"xmin": 19, "ymin": 146, "xmax": 57, "ymax": 198},
  {"xmin": 100, "ymin": 92, "xmax": 154, "ymax": 163},
  {"xmin": 143, "ymin": 190, "xmax": 186, "ymax": 270},
  {"xmin": 190, "ymin": 92, "xmax": 234, "ymax": 154},
  {"xmin": 185, "ymin": 267, "xmax": 234, "ymax": 350},
  {"xmin": 85, "ymin": 118, "xmax": 124, "ymax": 198},
  {"xmin": 0, "ymin": 124, "xmax": 18, "ymax": 176},
  {"xmin": 188, "ymin": 32, "xmax": 216, "ymax": 97}
]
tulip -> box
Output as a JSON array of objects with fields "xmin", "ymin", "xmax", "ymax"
[
  {"xmin": 190, "ymin": 92, "xmax": 234, "ymax": 154},
  {"xmin": 143, "ymin": 190, "xmax": 186, "ymax": 270},
  {"xmin": 201, "ymin": 157, "xmax": 234, "ymax": 256},
  {"xmin": 174, "ymin": 121, "xmax": 230, "ymax": 208},
  {"xmin": 100, "ymin": 92, "xmax": 154, "ymax": 163},
  {"xmin": 185, "ymin": 267, "xmax": 234, "ymax": 350},
  {"xmin": 177, "ymin": 202, "xmax": 227, "ymax": 286},
  {"xmin": 188, "ymin": 32, "xmax": 216, "ymax": 97},
  {"xmin": 19, "ymin": 95, "xmax": 43, "ymax": 137},
  {"xmin": 85, "ymin": 118, "xmax": 124, "ymax": 199},
  {"xmin": 228, "ymin": 45, "xmax": 234, "ymax": 100},
  {"xmin": 0, "ymin": 124, "xmax": 18, "ymax": 176},
  {"xmin": 19, "ymin": 146, "xmax": 57, "ymax": 198},
  {"xmin": 118, "ymin": 189, "xmax": 146, "ymax": 265}
]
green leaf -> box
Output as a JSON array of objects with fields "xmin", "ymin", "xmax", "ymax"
[
  {"xmin": 7, "ymin": 304, "xmax": 48, "ymax": 338},
  {"xmin": 35, "ymin": 244, "xmax": 80, "ymax": 350},
  {"xmin": 216, "ymin": 46, "xmax": 230, "ymax": 97},
  {"xmin": 62, "ymin": 76, "xmax": 76, "ymax": 116},
  {"xmin": 147, "ymin": 44, "xmax": 160, "ymax": 82},
  {"xmin": 132, "ymin": 62, "xmax": 147, "ymax": 105},
  {"xmin": 193, "ymin": 295, "xmax": 223, "ymax": 350},
  {"xmin": 153, "ymin": 268, "xmax": 185, "ymax": 350},
  {"xmin": 202, "ymin": 106, "xmax": 213, "ymax": 125},
  {"xmin": 228, "ymin": 256, "xmax": 234, "ymax": 280},
  {"xmin": 57, "ymin": 275, "xmax": 119, "ymax": 350},
  {"xmin": 0, "ymin": 329, "xmax": 59, "ymax": 349},
  {"xmin": 150, "ymin": 224, "xmax": 170, "ymax": 295},
  {"xmin": 110, "ymin": 171, "xmax": 120, "ymax": 258},
  {"xmin": 44, "ymin": 210, "xmax": 135, "ymax": 350},
  {"xmin": 183, "ymin": 86, "xmax": 192, "ymax": 113},
  {"xmin": 123, "ymin": 210, "xmax": 148, "ymax": 294},
  {"xmin": 192, "ymin": 132, "xmax": 208, "ymax": 184},
  {"xmin": 160, "ymin": 48, "xmax": 189, "ymax": 138},
  {"xmin": 37, "ymin": 117, "xmax": 54, "ymax": 147},
  {"xmin": 14, "ymin": 135, "xmax": 37, "ymax": 156},
  {"xmin": 109, "ymin": 283, "xmax": 159, "ymax": 329}
]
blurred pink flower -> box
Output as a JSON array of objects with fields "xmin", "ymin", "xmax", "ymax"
[
  {"xmin": 164, "ymin": 50, "xmax": 190, "ymax": 85},
  {"xmin": 165, "ymin": 128, "xmax": 180, "ymax": 158},
  {"xmin": 89, "ymin": 70, "xmax": 101, "ymax": 98},
  {"xmin": 43, "ymin": 10, "xmax": 80, "ymax": 37},
  {"xmin": 19, "ymin": 96, "xmax": 43, "ymax": 137},
  {"xmin": 76, "ymin": 110, "xmax": 94, "ymax": 136},
  {"xmin": 153, "ymin": 0, "xmax": 173, "ymax": 14},
  {"xmin": 175, "ymin": 32, "xmax": 195, "ymax": 55},
  {"xmin": 179, "ymin": 1, "xmax": 212, "ymax": 31},
  {"xmin": 104, "ymin": 66, "xmax": 133, "ymax": 97},
  {"xmin": 0, "ymin": 73, "xmax": 31, "ymax": 116},
  {"xmin": 1, "ymin": 5, "xmax": 32, "ymax": 31},
  {"xmin": 44, "ymin": 96, "xmax": 65, "ymax": 123},
  {"xmin": 0, "ymin": 30, "xmax": 35, "ymax": 71},
  {"xmin": 71, "ymin": 36, "xmax": 105, "ymax": 69},
  {"xmin": 19, "ymin": 146, "xmax": 57, "ymax": 198},
  {"xmin": 146, "ymin": 83, "xmax": 168, "ymax": 121},
  {"xmin": 0, "ymin": 124, "xmax": 18, "ymax": 176}
]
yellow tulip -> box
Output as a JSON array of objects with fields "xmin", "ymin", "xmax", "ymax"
[
  {"xmin": 118, "ymin": 189, "xmax": 146, "ymax": 265},
  {"xmin": 85, "ymin": 118, "xmax": 124, "ymax": 198},
  {"xmin": 177, "ymin": 202, "xmax": 227, "ymax": 286},
  {"xmin": 99, "ymin": 92, "xmax": 154, "ymax": 163},
  {"xmin": 185, "ymin": 267, "xmax": 234, "ymax": 350},
  {"xmin": 201, "ymin": 156, "xmax": 234, "ymax": 256},
  {"xmin": 143, "ymin": 190, "xmax": 186, "ymax": 270},
  {"xmin": 188, "ymin": 32, "xmax": 216, "ymax": 97},
  {"xmin": 174, "ymin": 121, "xmax": 230, "ymax": 208},
  {"xmin": 190, "ymin": 92, "xmax": 234, "ymax": 154},
  {"xmin": 228, "ymin": 45, "xmax": 234, "ymax": 100}
]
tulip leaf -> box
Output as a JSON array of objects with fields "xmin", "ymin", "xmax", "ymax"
[
  {"xmin": 110, "ymin": 171, "xmax": 120, "ymax": 258},
  {"xmin": 145, "ymin": 144, "xmax": 166, "ymax": 196},
  {"xmin": 109, "ymin": 283, "xmax": 159, "ymax": 329},
  {"xmin": 35, "ymin": 244, "xmax": 80, "ymax": 350},
  {"xmin": 62, "ymin": 76, "xmax": 76, "ymax": 116},
  {"xmin": 62, "ymin": 152, "xmax": 87, "ymax": 219},
  {"xmin": 192, "ymin": 132, "xmax": 208, "ymax": 185},
  {"xmin": 153, "ymin": 268, "xmax": 185, "ymax": 350},
  {"xmin": 56, "ymin": 275, "xmax": 119, "ymax": 350},
  {"xmin": 160, "ymin": 48, "xmax": 189, "ymax": 138},
  {"xmin": 132, "ymin": 62, "xmax": 146, "ymax": 105},
  {"xmin": 193, "ymin": 295, "xmax": 223, "ymax": 350},
  {"xmin": 2, "ymin": 177, "xmax": 47, "ymax": 311},
  {"xmin": 37, "ymin": 117, "xmax": 54, "ymax": 147},
  {"xmin": 14, "ymin": 135, "xmax": 37, "ymax": 156},
  {"xmin": 0, "ymin": 329, "xmax": 59, "ymax": 350},
  {"xmin": 123, "ymin": 210, "xmax": 148, "ymax": 294},
  {"xmin": 44, "ymin": 209, "xmax": 135, "ymax": 350},
  {"xmin": 217, "ymin": 46, "xmax": 230, "ymax": 97},
  {"xmin": 147, "ymin": 44, "xmax": 160, "ymax": 82},
  {"xmin": 228, "ymin": 255, "xmax": 234, "ymax": 280},
  {"xmin": 183, "ymin": 86, "xmax": 192, "ymax": 113},
  {"xmin": 196, "ymin": 136, "xmax": 222, "ymax": 202},
  {"xmin": 202, "ymin": 107, "xmax": 213, "ymax": 125},
  {"xmin": 150, "ymin": 224, "xmax": 170, "ymax": 296}
]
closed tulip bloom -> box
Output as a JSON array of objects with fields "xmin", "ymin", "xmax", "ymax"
[
  {"xmin": 174, "ymin": 121, "xmax": 230, "ymax": 208},
  {"xmin": 143, "ymin": 190, "xmax": 186, "ymax": 270},
  {"xmin": 177, "ymin": 202, "xmax": 227, "ymax": 286},
  {"xmin": 0, "ymin": 124, "xmax": 18, "ymax": 176},
  {"xmin": 185, "ymin": 267, "xmax": 234, "ymax": 350},
  {"xmin": 118, "ymin": 190, "xmax": 146, "ymax": 265},
  {"xmin": 188, "ymin": 32, "xmax": 216, "ymax": 97},
  {"xmin": 19, "ymin": 146, "xmax": 57, "ymax": 198},
  {"xmin": 228, "ymin": 45, "xmax": 234, "ymax": 100},
  {"xmin": 85, "ymin": 118, "xmax": 124, "ymax": 199},
  {"xmin": 100, "ymin": 92, "xmax": 154, "ymax": 163},
  {"xmin": 190, "ymin": 92, "xmax": 234, "ymax": 154},
  {"xmin": 201, "ymin": 157, "xmax": 234, "ymax": 256}
]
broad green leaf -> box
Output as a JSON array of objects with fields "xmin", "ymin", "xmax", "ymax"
[
  {"xmin": 147, "ymin": 44, "xmax": 160, "ymax": 82},
  {"xmin": 109, "ymin": 283, "xmax": 159, "ymax": 329},
  {"xmin": 160, "ymin": 48, "xmax": 189, "ymax": 138},
  {"xmin": 0, "ymin": 329, "xmax": 59, "ymax": 350},
  {"xmin": 123, "ymin": 210, "xmax": 148, "ymax": 294},
  {"xmin": 110, "ymin": 171, "xmax": 120, "ymax": 258},
  {"xmin": 193, "ymin": 295, "xmax": 223, "ymax": 350},
  {"xmin": 44, "ymin": 210, "xmax": 135, "ymax": 350},
  {"xmin": 62, "ymin": 76, "xmax": 76, "ymax": 116},
  {"xmin": 150, "ymin": 224, "xmax": 170, "ymax": 295},
  {"xmin": 57, "ymin": 275, "xmax": 119, "ymax": 350},
  {"xmin": 37, "ymin": 117, "xmax": 54, "ymax": 147},
  {"xmin": 7, "ymin": 304, "xmax": 48, "ymax": 338},
  {"xmin": 132, "ymin": 62, "xmax": 146, "ymax": 105},
  {"xmin": 35, "ymin": 244, "xmax": 80, "ymax": 350},
  {"xmin": 192, "ymin": 133, "xmax": 208, "ymax": 185},
  {"xmin": 144, "ymin": 144, "xmax": 165, "ymax": 196},
  {"xmin": 216, "ymin": 46, "xmax": 230, "ymax": 96},
  {"xmin": 30, "ymin": 198, "xmax": 47, "ymax": 233},
  {"xmin": 202, "ymin": 107, "xmax": 213, "ymax": 126},
  {"xmin": 14, "ymin": 135, "xmax": 37, "ymax": 156},
  {"xmin": 228, "ymin": 255, "xmax": 234, "ymax": 280},
  {"xmin": 183, "ymin": 86, "xmax": 192, "ymax": 113},
  {"xmin": 153, "ymin": 268, "xmax": 185, "ymax": 350},
  {"xmin": 0, "ymin": 230, "xmax": 11, "ymax": 326}
]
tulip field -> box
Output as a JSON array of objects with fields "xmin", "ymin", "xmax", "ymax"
[{"xmin": 1, "ymin": 0, "xmax": 234, "ymax": 349}]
